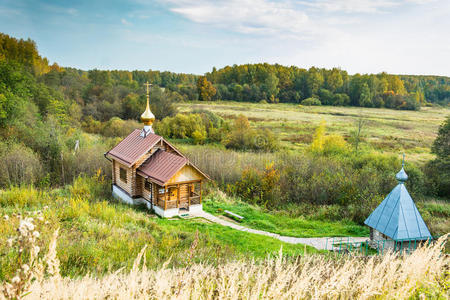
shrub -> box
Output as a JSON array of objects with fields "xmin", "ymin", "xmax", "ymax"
[
  {"xmin": 235, "ymin": 162, "xmax": 280, "ymax": 207},
  {"xmin": 0, "ymin": 142, "xmax": 43, "ymax": 187},
  {"xmin": 0, "ymin": 186, "xmax": 50, "ymax": 208},
  {"xmin": 68, "ymin": 170, "xmax": 110, "ymax": 202},
  {"xmin": 192, "ymin": 129, "xmax": 206, "ymax": 144},
  {"xmin": 223, "ymin": 115, "xmax": 279, "ymax": 152},
  {"xmin": 332, "ymin": 93, "xmax": 350, "ymax": 106},
  {"xmin": 101, "ymin": 117, "xmax": 140, "ymax": 138},
  {"xmin": 322, "ymin": 135, "xmax": 349, "ymax": 156},
  {"xmin": 309, "ymin": 121, "xmax": 349, "ymax": 156},
  {"xmin": 154, "ymin": 111, "xmax": 228, "ymax": 143},
  {"xmin": 301, "ymin": 97, "xmax": 321, "ymax": 106}
]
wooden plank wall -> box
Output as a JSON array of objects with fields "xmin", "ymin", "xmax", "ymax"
[{"xmin": 113, "ymin": 161, "xmax": 133, "ymax": 195}]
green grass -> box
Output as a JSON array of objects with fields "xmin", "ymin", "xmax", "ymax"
[
  {"xmin": 179, "ymin": 101, "xmax": 449, "ymax": 164},
  {"xmin": 203, "ymin": 197, "xmax": 369, "ymax": 238},
  {"xmin": 0, "ymin": 176, "xmax": 317, "ymax": 280},
  {"xmin": 416, "ymin": 199, "xmax": 450, "ymax": 236}
]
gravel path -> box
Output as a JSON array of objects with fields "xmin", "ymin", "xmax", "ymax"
[{"xmin": 191, "ymin": 211, "xmax": 368, "ymax": 250}]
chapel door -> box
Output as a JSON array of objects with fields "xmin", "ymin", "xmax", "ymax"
[{"xmin": 169, "ymin": 187, "xmax": 178, "ymax": 201}]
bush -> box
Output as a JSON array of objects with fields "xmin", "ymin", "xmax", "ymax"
[
  {"xmin": 101, "ymin": 117, "xmax": 141, "ymax": 138},
  {"xmin": 223, "ymin": 115, "xmax": 279, "ymax": 152},
  {"xmin": 192, "ymin": 130, "xmax": 206, "ymax": 144},
  {"xmin": 235, "ymin": 162, "xmax": 280, "ymax": 207},
  {"xmin": 68, "ymin": 171, "xmax": 110, "ymax": 201},
  {"xmin": 0, "ymin": 185, "xmax": 50, "ymax": 208},
  {"xmin": 332, "ymin": 93, "xmax": 350, "ymax": 106},
  {"xmin": 0, "ymin": 142, "xmax": 43, "ymax": 187},
  {"xmin": 301, "ymin": 97, "xmax": 321, "ymax": 106},
  {"xmin": 154, "ymin": 111, "xmax": 228, "ymax": 144},
  {"xmin": 322, "ymin": 135, "xmax": 349, "ymax": 156}
]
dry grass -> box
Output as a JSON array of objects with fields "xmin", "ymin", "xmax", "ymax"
[
  {"xmin": 4, "ymin": 237, "xmax": 448, "ymax": 299},
  {"xmin": 1, "ymin": 211, "xmax": 448, "ymax": 299}
]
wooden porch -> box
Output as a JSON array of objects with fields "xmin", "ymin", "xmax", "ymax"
[{"xmin": 155, "ymin": 180, "xmax": 203, "ymax": 210}]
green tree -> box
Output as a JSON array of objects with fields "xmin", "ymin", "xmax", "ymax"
[
  {"xmin": 359, "ymin": 83, "xmax": 373, "ymax": 107},
  {"xmin": 426, "ymin": 116, "xmax": 450, "ymax": 198},
  {"xmin": 326, "ymin": 68, "xmax": 343, "ymax": 92},
  {"xmin": 121, "ymin": 93, "xmax": 142, "ymax": 120},
  {"xmin": 306, "ymin": 67, "xmax": 324, "ymax": 97},
  {"xmin": 263, "ymin": 73, "xmax": 279, "ymax": 100},
  {"xmin": 431, "ymin": 116, "xmax": 450, "ymax": 158}
]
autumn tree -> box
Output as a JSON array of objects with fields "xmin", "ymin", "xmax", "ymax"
[{"xmin": 197, "ymin": 76, "xmax": 216, "ymax": 101}]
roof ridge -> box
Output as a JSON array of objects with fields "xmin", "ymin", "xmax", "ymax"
[{"xmin": 398, "ymin": 198, "xmax": 410, "ymax": 240}]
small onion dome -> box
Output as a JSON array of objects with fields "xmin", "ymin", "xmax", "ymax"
[
  {"xmin": 141, "ymin": 100, "xmax": 155, "ymax": 126},
  {"xmin": 396, "ymin": 167, "xmax": 408, "ymax": 183}
]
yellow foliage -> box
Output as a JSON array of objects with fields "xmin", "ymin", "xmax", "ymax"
[
  {"xmin": 322, "ymin": 134, "xmax": 349, "ymax": 154},
  {"xmin": 310, "ymin": 120, "xmax": 326, "ymax": 152},
  {"xmin": 310, "ymin": 121, "xmax": 348, "ymax": 155}
]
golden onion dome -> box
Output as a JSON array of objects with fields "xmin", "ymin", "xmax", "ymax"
[{"xmin": 141, "ymin": 99, "xmax": 155, "ymax": 126}]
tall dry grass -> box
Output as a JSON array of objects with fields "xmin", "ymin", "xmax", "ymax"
[{"xmin": 4, "ymin": 235, "xmax": 447, "ymax": 299}]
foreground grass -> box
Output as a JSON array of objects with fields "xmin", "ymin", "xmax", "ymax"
[
  {"xmin": 0, "ymin": 177, "xmax": 317, "ymax": 280},
  {"xmin": 203, "ymin": 193, "xmax": 369, "ymax": 238},
  {"xmin": 7, "ymin": 231, "xmax": 449, "ymax": 299},
  {"xmin": 179, "ymin": 101, "xmax": 449, "ymax": 164}
]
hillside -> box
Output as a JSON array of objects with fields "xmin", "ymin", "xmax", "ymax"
[
  {"xmin": 0, "ymin": 175, "xmax": 319, "ymax": 280},
  {"xmin": 1, "ymin": 31, "xmax": 450, "ymax": 298}
]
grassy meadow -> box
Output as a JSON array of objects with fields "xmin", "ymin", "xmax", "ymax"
[
  {"xmin": 0, "ymin": 175, "xmax": 319, "ymax": 280},
  {"xmin": 179, "ymin": 101, "xmax": 449, "ymax": 164}
]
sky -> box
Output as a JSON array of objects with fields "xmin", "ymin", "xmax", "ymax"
[{"xmin": 0, "ymin": 0, "xmax": 449, "ymax": 76}]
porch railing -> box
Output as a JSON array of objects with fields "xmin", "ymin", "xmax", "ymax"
[{"xmin": 156, "ymin": 191, "xmax": 201, "ymax": 209}]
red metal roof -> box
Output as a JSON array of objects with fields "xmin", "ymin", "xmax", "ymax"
[
  {"xmin": 138, "ymin": 150, "xmax": 187, "ymax": 185},
  {"xmin": 107, "ymin": 129, "xmax": 161, "ymax": 166}
]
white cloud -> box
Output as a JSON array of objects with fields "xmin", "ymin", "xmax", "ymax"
[
  {"xmin": 166, "ymin": 0, "xmax": 310, "ymax": 36},
  {"xmin": 300, "ymin": 0, "xmax": 438, "ymax": 13},
  {"xmin": 298, "ymin": 0, "xmax": 400, "ymax": 13}
]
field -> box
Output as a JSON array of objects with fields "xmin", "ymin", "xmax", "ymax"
[{"xmin": 179, "ymin": 101, "xmax": 449, "ymax": 164}]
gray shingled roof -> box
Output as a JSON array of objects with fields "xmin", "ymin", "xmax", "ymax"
[{"xmin": 364, "ymin": 167, "xmax": 432, "ymax": 241}]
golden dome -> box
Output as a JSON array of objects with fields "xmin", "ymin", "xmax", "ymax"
[{"xmin": 141, "ymin": 98, "xmax": 155, "ymax": 126}]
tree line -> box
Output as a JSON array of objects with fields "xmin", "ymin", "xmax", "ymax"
[{"xmin": 199, "ymin": 64, "xmax": 450, "ymax": 109}]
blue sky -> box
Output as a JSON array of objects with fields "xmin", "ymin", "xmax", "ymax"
[{"xmin": 1, "ymin": 0, "xmax": 449, "ymax": 75}]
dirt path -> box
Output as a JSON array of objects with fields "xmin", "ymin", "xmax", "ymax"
[{"xmin": 192, "ymin": 211, "xmax": 368, "ymax": 250}]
